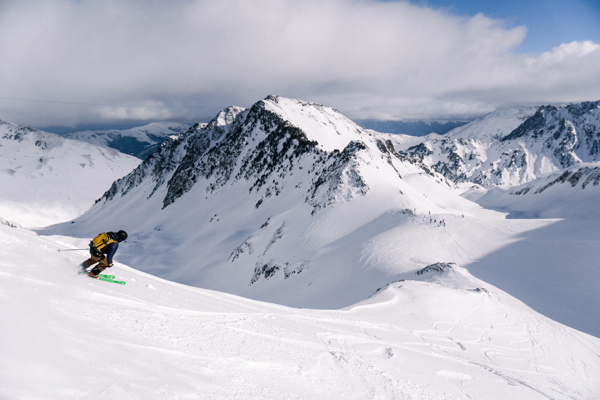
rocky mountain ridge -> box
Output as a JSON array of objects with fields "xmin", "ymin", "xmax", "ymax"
[
  {"xmin": 395, "ymin": 101, "xmax": 600, "ymax": 188},
  {"xmin": 97, "ymin": 95, "xmax": 425, "ymax": 215}
]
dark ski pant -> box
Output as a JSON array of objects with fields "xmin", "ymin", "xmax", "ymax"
[{"xmin": 83, "ymin": 254, "xmax": 112, "ymax": 273}]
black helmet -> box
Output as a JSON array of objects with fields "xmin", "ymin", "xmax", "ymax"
[{"xmin": 117, "ymin": 230, "xmax": 128, "ymax": 242}]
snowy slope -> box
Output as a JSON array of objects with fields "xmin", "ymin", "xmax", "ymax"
[
  {"xmin": 475, "ymin": 162, "xmax": 600, "ymax": 219},
  {"xmin": 0, "ymin": 120, "xmax": 140, "ymax": 227},
  {"xmin": 65, "ymin": 122, "xmax": 191, "ymax": 159},
  {"xmin": 445, "ymin": 105, "xmax": 538, "ymax": 142},
  {"xmin": 40, "ymin": 96, "xmax": 600, "ymax": 339},
  {"xmin": 2, "ymin": 225, "xmax": 599, "ymax": 399}
]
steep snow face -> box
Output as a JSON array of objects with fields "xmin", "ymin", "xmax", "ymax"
[
  {"xmin": 65, "ymin": 121, "xmax": 191, "ymax": 159},
  {"xmin": 4, "ymin": 226, "xmax": 600, "ymax": 399},
  {"xmin": 395, "ymin": 101, "xmax": 600, "ymax": 188},
  {"xmin": 0, "ymin": 120, "xmax": 140, "ymax": 227},
  {"xmin": 261, "ymin": 96, "xmax": 365, "ymax": 152}
]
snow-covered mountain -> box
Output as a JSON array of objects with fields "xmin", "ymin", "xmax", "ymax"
[
  {"xmin": 0, "ymin": 119, "xmax": 140, "ymax": 227},
  {"xmin": 48, "ymin": 95, "xmax": 449, "ymax": 306},
  {"xmin": 42, "ymin": 96, "xmax": 600, "ymax": 339},
  {"xmin": 397, "ymin": 101, "xmax": 600, "ymax": 187},
  {"xmin": 4, "ymin": 224, "xmax": 600, "ymax": 399},
  {"xmin": 445, "ymin": 105, "xmax": 538, "ymax": 142},
  {"xmin": 64, "ymin": 122, "xmax": 191, "ymax": 159}
]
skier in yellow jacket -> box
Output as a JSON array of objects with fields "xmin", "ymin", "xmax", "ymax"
[{"xmin": 80, "ymin": 230, "xmax": 128, "ymax": 278}]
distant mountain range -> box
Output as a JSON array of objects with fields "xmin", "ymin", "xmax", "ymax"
[
  {"xmin": 64, "ymin": 122, "xmax": 191, "ymax": 159},
  {"xmin": 0, "ymin": 119, "xmax": 140, "ymax": 226},
  {"xmin": 397, "ymin": 100, "xmax": 600, "ymax": 187},
  {"xmin": 355, "ymin": 119, "xmax": 468, "ymax": 136}
]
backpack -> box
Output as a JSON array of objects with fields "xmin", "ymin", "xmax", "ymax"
[{"xmin": 90, "ymin": 233, "xmax": 117, "ymax": 256}]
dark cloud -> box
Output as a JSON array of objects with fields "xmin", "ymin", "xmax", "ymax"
[{"xmin": 0, "ymin": 0, "xmax": 598, "ymax": 127}]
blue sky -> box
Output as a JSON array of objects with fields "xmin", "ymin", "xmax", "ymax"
[
  {"xmin": 0, "ymin": 0, "xmax": 599, "ymax": 128},
  {"xmin": 415, "ymin": 0, "xmax": 600, "ymax": 53}
]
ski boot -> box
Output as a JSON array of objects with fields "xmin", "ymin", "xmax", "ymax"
[{"xmin": 87, "ymin": 267, "xmax": 101, "ymax": 279}]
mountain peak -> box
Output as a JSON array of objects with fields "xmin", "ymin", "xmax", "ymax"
[
  {"xmin": 256, "ymin": 95, "xmax": 365, "ymax": 152},
  {"xmin": 158, "ymin": 95, "xmax": 378, "ymax": 210}
]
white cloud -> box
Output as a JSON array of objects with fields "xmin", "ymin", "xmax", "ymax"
[{"xmin": 0, "ymin": 0, "xmax": 598, "ymax": 127}]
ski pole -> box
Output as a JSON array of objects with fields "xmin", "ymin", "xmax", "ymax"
[{"xmin": 57, "ymin": 248, "xmax": 88, "ymax": 252}]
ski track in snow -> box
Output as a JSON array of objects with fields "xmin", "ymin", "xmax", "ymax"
[{"xmin": 1, "ymin": 226, "xmax": 599, "ymax": 399}]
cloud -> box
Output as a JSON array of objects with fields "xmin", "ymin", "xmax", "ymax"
[{"xmin": 0, "ymin": 0, "xmax": 598, "ymax": 127}]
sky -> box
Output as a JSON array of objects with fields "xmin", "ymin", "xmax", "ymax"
[
  {"xmin": 415, "ymin": 0, "xmax": 600, "ymax": 54},
  {"xmin": 0, "ymin": 0, "xmax": 599, "ymax": 130}
]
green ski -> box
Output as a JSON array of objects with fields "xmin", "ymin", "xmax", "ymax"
[
  {"xmin": 81, "ymin": 272, "xmax": 125, "ymax": 284},
  {"xmin": 98, "ymin": 276, "xmax": 126, "ymax": 285}
]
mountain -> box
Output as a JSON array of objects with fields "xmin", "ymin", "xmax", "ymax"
[
  {"xmin": 4, "ymin": 224, "xmax": 600, "ymax": 399},
  {"xmin": 42, "ymin": 96, "xmax": 600, "ymax": 339},
  {"xmin": 355, "ymin": 119, "xmax": 468, "ymax": 136},
  {"xmin": 0, "ymin": 119, "xmax": 141, "ymax": 227},
  {"xmin": 5, "ymin": 95, "xmax": 600, "ymax": 398},
  {"xmin": 501, "ymin": 101, "xmax": 600, "ymax": 166},
  {"xmin": 396, "ymin": 101, "xmax": 600, "ymax": 187},
  {"xmin": 64, "ymin": 122, "xmax": 191, "ymax": 159},
  {"xmin": 45, "ymin": 95, "xmax": 470, "ymax": 306},
  {"xmin": 445, "ymin": 105, "xmax": 538, "ymax": 142}
]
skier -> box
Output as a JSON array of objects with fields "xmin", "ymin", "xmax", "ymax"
[{"xmin": 80, "ymin": 230, "xmax": 128, "ymax": 278}]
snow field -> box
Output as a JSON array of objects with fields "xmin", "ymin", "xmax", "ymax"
[{"xmin": 2, "ymin": 224, "xmax": 599, "ymax": 399}]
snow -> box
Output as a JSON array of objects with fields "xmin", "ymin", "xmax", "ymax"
[
  {"xmin": 65, "ymin": 122, "xmax": 190, "ymax": 150},
  {"xmin": 3, "ymin": 97, "xmax": 600, "ymax": 398},
  {"xmin": 37, "ymin": 97, "xmax": 600, "ymax": 341},
  {"xmin": 396, "ymin": 102, "xmax": 600, "ymax": 189},
  {"xmin": 2, "ymin": 225, "xmax": 599, "ymax": 399},
  {"xmin": 0, "ymin": 120, "xmax": 140, "ymax": 227},
  {"xmin": 445, "ymin": 105, "xmax": 539, "ymax": 142},
  {"xmin": 263, "ymin": 96, "xmax": 365, "ymax": 152}
]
